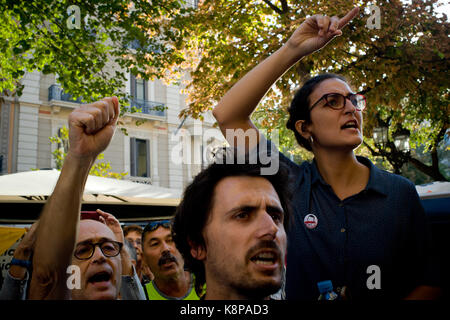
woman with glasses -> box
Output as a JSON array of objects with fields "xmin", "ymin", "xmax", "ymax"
[{"xmin": 212, "ymin": 7, "xmax": 440, "ymax": 300}]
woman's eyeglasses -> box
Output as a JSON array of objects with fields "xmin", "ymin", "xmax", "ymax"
[{"xmin": 309, "ymin": 93, "xmax": 366, "ymax": 111}]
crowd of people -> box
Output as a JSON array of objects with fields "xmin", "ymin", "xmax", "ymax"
[{"xmin": 0, "ymin": 7, "xmax": 442, "ymax": 300}]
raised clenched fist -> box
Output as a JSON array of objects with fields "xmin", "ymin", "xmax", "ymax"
[{"xmin": 67, "ymin": 96, "xmax": 119, "ymax": 160}]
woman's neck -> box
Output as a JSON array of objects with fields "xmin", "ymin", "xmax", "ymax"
[{"xmin": 313, "ymin": 148, "xmax": 370, "ymax": 200}]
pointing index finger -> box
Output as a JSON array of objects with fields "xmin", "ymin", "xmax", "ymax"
[
  {"xmin": 338, "ymin": 7, "xmax": 360, "ymax": 29},
  {"xmin": 96, "ymin": 208, "xmax": 110, "ymax": 218}
]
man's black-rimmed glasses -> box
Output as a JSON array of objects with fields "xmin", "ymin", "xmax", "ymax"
[{"xmin": 74, "ymin": 240, "xmax": 123, "ymax": 260}]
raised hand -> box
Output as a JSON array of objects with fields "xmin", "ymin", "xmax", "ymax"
[
  {"xmin": 96, "ymin": 209, "xmax": 124, "ymax": 243},
  {"xmin": 140, "ymin": 261, "xmax": 154, "ymax": 281},
  {"xmin": 96, "ymin": 209, "xmax": 136, "ymax": 276},
  {"xmin": 15, "ymin": 221, "xmax": 39, "ymax": 260},
  {"xmin": 8, "ymin": 221, "xmax": 39, "ymax": 281},
  {"xmin": 67, "ymin": 96, "xmax": 119, "ymax": 160},
  {"xmin": 286, "ymin": 7, "xmax": 359, "ymax": 58}
]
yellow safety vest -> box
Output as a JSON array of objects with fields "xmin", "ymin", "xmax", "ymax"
[{"xmin": 144, "ymin": 274, "xmax": 205, "ymax": 300}]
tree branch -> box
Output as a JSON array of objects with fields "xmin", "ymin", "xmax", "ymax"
[
  {"xmin": 363, "ymin": 141, "xmax": 401, "ymax": 173},
  {"xmin": 409, "ymin": 157, "xmax": 447, "ymax": 181},
  {"xmin": 339, "ymin": 49, "xmax": 361, "ymax": 59},
  {"xmin": 26, "ymin": 2, "xmax": 110, "ymax": 82},
  {"xmin": 358, "ymin": 76, "xmax": 389, "ymax": 95},
  {"xmin": 261, "ymin": 0, "xmax": 283, "ymax": 15},
  {"xmin": 280, "ymin": 0, "xmax": 289, "ymax": 14}
]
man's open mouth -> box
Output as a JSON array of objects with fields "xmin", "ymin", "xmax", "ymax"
[
  {"xmin": 250, "ymin": 251, "xmax": 278, "ymax": 265},
  {"xmin": 88, "ymin": 271, "xmax": 112, "ymax": 284}
]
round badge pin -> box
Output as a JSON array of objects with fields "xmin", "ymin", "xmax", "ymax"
[{"xmin": 304, "ymin": 214, "xmax": 318, "ymax": 230}]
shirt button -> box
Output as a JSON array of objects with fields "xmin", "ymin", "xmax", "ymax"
[
  {"xmin": 340, "ymin": 228, "xmax": 346, "ymax": 233},
  {"xmin": 338, "ymin": 202, "xmax": 344, "ymax": 207}
]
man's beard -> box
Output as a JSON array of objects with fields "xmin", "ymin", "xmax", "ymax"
[
  {"xmin": 209, "ymin": 239, "xmax": 284, "ymax": 299},
  {"xmin": 230, "ymin": 277, "xmax": 281, "ymax": 300}
]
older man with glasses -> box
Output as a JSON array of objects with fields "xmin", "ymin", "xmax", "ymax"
[
  {"xmin": 28, "ymin": 97, "xmax": 145, "ymax": 300},
  {"xmin": 140, "ymin": 220, "xmax": 204, "ymax": 300},
  {"xmin": 70, "ymin": 213, "xmax": 123, "ymax": 300}
]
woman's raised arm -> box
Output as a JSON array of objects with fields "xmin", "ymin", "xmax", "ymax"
[{"xmin": 212, "ymin": 7, "xmax": 359, "ymax": 150}]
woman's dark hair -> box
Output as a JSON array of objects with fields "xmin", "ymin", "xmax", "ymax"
[
  {"xmin": 172, "ymin": 151, "xmax": 292, "ymax": 296},
  {"xmin": 286, "ymin": 73, "xmax": 348, "ymax": 151}
]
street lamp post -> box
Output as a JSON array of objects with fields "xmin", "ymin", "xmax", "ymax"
[
  {"xmin": 373, "ymin": 126, "xmax": 389, "ymax": 147},
  {"xmin": 372, "ymin": 125, "xmax": 410, "ymax": 175},
  {"xmin": 393, "ymin": 131, "xmax": 410, "ymax": 153}
]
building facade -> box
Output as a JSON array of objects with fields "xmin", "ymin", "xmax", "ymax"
[{"xmin": 0, "ymin": 70, "xmax": 225, "ymax": 192}]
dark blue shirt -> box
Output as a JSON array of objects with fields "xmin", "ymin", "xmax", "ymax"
[{"xmin": 280, "ymin": 153, "xmax": 439, "ymax": 300}]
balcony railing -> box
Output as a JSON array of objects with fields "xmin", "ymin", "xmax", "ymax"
[
  {"xmin": 48, "ymin": 84, "xmax": 83, "ymax": 103},
  {"xmin": 49, "ymin": 85, "xmax": 166, "ymax": 117},
  {"xmin": 127, "ymin": 99, "xmax": 166, "ymax": 117}
]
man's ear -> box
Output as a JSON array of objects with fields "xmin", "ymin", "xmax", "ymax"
[
  {"xmin": 295, "ymin": 120, "xmax": 311, "ymax": 140},
  {"xmin": 188, "ymin": 239, "xmax": 206, "ymax": 261}
]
